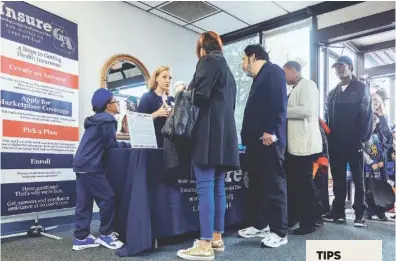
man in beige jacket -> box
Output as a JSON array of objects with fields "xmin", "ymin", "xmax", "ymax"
[{"xmin": 283, "ymin": 61, "xmax": 323, "ymax": 235}]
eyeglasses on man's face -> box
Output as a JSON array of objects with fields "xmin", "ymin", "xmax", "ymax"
[{"xmin": 108, "ymin": 100, "xmax": 120, "ymax": 105}]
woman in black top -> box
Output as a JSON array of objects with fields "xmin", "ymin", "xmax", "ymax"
[
  {"xmin": 137, "ymin": 66, "xmax": 175, "ymax": 148},
  {"xmin": 176, "ymin": 31, "xmax": 239, "ymax": 260}
]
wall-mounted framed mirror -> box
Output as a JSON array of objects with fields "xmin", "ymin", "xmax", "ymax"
[{"xmin": 100, "ymin": 54, "xmax": 150, "ymax": 140}]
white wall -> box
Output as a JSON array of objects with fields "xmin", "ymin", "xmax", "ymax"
[
  {"xmin": 2, "ymin": 1, "xmax": 198, "ymax": 224},
  {"xmin": 31, "ymin": 0, "xmax": 199, "ymax": 138}
]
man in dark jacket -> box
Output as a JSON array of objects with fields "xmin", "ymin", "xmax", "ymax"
[
  {"xmin": 72, "ymin": 88, "xmax": 130, "ymax": 251},
  {"xmin": 238, "ymin": 45, "xmax": 288, "ymax": 248},
  {"xmin": 323, "ymin": 56, "xmax": 373, "ymax": 227}
]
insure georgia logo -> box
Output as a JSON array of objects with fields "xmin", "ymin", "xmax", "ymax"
[{"xmin": 52, "ymin": 23, "xmax": 76, "ymax": 54}]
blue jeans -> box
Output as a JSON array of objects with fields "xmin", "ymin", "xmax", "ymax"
[{"xmin": 193, "ymin": 162, "xmax": 226, "ymax": 240}]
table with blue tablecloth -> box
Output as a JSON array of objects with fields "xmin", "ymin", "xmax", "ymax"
[{"xmin": 106, "ymin": 148, "xmax": 249, "ymax": 257}]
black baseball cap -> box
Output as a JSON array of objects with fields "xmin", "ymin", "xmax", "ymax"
[{"xmin": 332, "ymin": 56, "xmax": 353, "ymax": 68}]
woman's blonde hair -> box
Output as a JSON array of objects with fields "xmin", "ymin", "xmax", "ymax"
[
  {"xmin": 372, "ymin": 92, "xmax": 386, "ymax": 116},
  {"xmin": 148, "ymin": 66, "xmax": 170, "ymax": 91}
]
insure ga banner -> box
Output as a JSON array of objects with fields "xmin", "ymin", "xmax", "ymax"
[{"xmin": 0, "ymin": 1, "xmax": 78, "ymax": 216}]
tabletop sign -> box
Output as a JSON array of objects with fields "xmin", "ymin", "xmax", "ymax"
[
  {"xmin": 306, "ymin": 240, "xmax": 382, "ymax": 261},
  {"xmin": 126, "ymin": 112, "xmax": 157, "ymax": 149}
]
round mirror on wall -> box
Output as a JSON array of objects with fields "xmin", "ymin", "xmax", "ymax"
[{"xmin": 100, "ymin": 54, "xmax": 150, "ymax": 140}]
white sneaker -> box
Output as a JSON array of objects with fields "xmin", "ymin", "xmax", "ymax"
[
  {"xmin": 96, "ymin": 232, "xmax": 124, "ymax": 250},
  {"xmin": 260, "ymin": 233, "xmax": 288, "ymax": 248},
  {"xmin": 72, "ymin": 234, "xmax": 100, "ymax": 251},
  {"xmin": 238, "ymin": 226, "xmax": 270, "ymax": 238}
]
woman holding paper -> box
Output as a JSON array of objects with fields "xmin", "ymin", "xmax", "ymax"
[{"xmin": 137, "ymin": 66, "xmax": 176, "ymax": 148}]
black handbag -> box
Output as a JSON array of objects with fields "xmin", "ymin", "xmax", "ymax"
[
  {"xmin": 366, "ymin": 170, "xmax": 395, "ymax": 211},
  {"xmin": 161, "ymin": 89, "xmax": 199, "ymax": 140}
]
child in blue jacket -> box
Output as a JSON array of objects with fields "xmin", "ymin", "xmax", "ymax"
[{"xmin": 72, "ymin": 88, "xmax": 130, "ymax": 251}]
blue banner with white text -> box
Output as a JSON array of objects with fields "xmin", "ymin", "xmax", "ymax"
[
  {"xmin": 1, "ymin": 1, "xmax": 78, "ymax": 217},
  {"xmin": 1, "ymin": 1, "xmax": 78, "ymax": 60},
  {"xmin": 1, "ymin": 90, "xmax": 73, "ymax": 117}
]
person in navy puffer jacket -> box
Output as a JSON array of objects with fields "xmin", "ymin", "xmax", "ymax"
[{"xmin": 72, "ymin": 88, "xmax": 130, "ymax": 251}]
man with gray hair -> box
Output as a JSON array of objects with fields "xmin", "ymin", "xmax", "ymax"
[{"xmin": 283, "ymin": 60, "xmax": 322, "ymax": 235}]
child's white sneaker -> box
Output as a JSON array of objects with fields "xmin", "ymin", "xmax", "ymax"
[
  {"xmin": 96, "ymin": 232, "xmax": 124, "ymax": 250},
  {"xmin": 72, "ymin": 234, "xmax": 100, "ymax": 250}
]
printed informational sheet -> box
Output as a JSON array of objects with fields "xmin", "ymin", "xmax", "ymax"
[
  {"xmin": 126, "ymin": 111, "xmax": 158, "ymax": 149},
  {"xmin": 1, "ymin": 1, "xmax": 79, "ymax": 216}
]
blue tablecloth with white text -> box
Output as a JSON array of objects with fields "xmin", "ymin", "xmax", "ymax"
[{"xmin": 106, "ymin": 148, "xmax": 249, "ymax": 257}]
